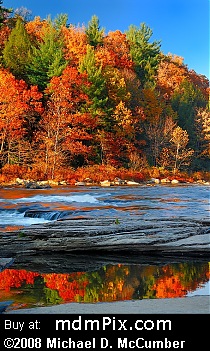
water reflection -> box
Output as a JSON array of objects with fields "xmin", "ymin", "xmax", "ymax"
[{"xmin": 0, "ymin": 261, "xmax": 209, "ymax": 311}]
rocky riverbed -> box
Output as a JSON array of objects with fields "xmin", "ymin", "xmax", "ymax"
[
  {"xmin": 0, "ymin": 184, "xmax": 209, "ymax": 271},
  {"xmin": 0, "ymin": 216, "xmax": 209, "ymax": 262}
]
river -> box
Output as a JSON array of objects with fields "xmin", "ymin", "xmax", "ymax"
[{"xmin": 0, "ymin": 183, "xmax": 209, "ymax": 311}]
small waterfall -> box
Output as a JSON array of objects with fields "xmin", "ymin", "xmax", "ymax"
[{"xmin": 24, "ymin": 210, "xmax": 72, "ymax": 221}]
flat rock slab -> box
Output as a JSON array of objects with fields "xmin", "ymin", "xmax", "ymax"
[{"xmin": 0, "ymin": 216, "xmax": 209, "ymax": 259}]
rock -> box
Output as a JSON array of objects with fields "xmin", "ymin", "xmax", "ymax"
[
  {"xmin": 84, "ymin": 178, "xmax": 93, "ymax": 185},
  {"xmin": 37, "ymin": 180, "xmax": 50, "ymax": 186},
  {"xmin": 75, "ymin": 181, "xmax": 86, "ymax": 186},
  {"xmin": 100, "ymin": 180, "xmax": 111, "ymax": 187},
  {"xmin": 161, "ymin": 178, "xmax": 171, "ymax": 183},
  {"xmin": 171, "ymin": 179, "xmax": 179, "ymax": 184},
  {"xmin": 25, "ymin": 181, "xmax": 51, "ymax": 189},
  {"xmin": 0, "ymin": 217, "xmax": 209, "ymax": 258},
  {"xmin": 114, "ymin": 177, "xmax": 125, "ymax": 185},
  {"xmin": 15, "ymin": 178, "xmax": 25, "ymax": 185},
  {"xmin": 126, "ymin": 180, "xmax": 140, "ymax": 185},
  {"xmin": 48, "ymin": 180, "xmax": 59, "ymax": 186},
  {"xmin": 0, "ymin": 301, "xmax": 13, "ymax": 313},
  {"xmin": 0, "ymin": 258, "xmax": 14, "ymax": 272},
  {"xmin": 58, "ymin": 180, "xmax": 67, "ymax": 185}
]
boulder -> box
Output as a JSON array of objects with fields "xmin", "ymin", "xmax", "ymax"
[
  {"xmin": 161, "ymin": 178, "xmax": 171, "ymax": 183},
  {"xmin": 171, "ymin": 179, "xmax": 179, "ymax": 184},
  {"xmin": 75, "ymin": 181, "xmax": 86, "ymax": 186},
  {"xmin": 100, "ymin": 180, "xmax": 111, "ymax": 187},
  {"xmin": 126, "ymin": 180, "xmax": 140, "ymax": 185},
  {"xmin": 25, "ymin": 181, "xmax": 51, "ymax": 189}
]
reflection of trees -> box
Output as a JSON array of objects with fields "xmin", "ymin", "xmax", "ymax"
[
  {"xmin": 151, "ymin": 263, "xmax": 209, "ymax": 298},
  {"xmin": 43, "ymin": 273, "xmax": 89, "ymax": 302},
  {"xmin": 168, "ymin": 262, "xmax": 209, "ymax": 292},
  {"xmin": 0, "ymin": 262, "xmax": 209, "ymax": 308},
  {"xmin": 0, "ymin": 269, "xmax": 39, "ymax": 291},
  {"xmin": 44, "ymin": 286, "xmax": 63, "ymax": 305}
]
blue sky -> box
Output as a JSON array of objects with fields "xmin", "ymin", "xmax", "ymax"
[{"xmin": 3, "ymin": 0, "xmax": 209, "ymax": 79}]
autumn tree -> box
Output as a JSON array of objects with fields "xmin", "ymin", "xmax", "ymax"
[
  {"xmin": 187, "ymin": 69, "xmax": 209, "ymax": 100},
  {"xmin": 171, "ymin": 79, "xmax": 207, "ymax": 160},
  {"xmin": 95, "ymin": 30, "xmax": 133, "ymax": 69},
  {"xmin": 120, "ymin": 68, "xmax": 142, "ymax": 110},
  {"xmin": 139, "ymin": 87, "xmax": 177, "ymax": 166},
  {"xmin": 156, "ymin": 54, "xmax": 188, "ymax": 99},
  {"xmin": 126, "ymin": 23, "xmax": 161, "ymax": 86},
  {"xmin": 25, "ymin": 16, "xmax": 51, "ymax": 43},
  {"xmin": 194, "ymin": 107, "xmax": 210, "ymax": 170},
  {"xmin": 35, "ymin": 66, "xmax": 95, "ymax": 178},
  {"xmin": 103, "ymin": 66, "xmax": 130, "ymax": 107},
  {"xmin": 62, "ymin": 25, "xmax": 87, "ymax": 66},
  {"xmin": 85, "ymin": 15, "xmax": 104, "ymax": 48},
  {"xmin": 3, "ymin": 17, "xmax": 32, "ymax": 80},
  {"xmin": 0, "ymin": 20, "xmax": 10, "ymax": 62},
  {"xmin": 169, "ymin": 126, "xmax": 194, "ymax": 174},
  {"xmin": 0, "ymin": 68, "xmax": 43, "ymax": 166}
]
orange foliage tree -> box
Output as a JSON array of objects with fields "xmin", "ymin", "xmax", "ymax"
[
  {"xmin": 95, "ymin": 30, "xmax": 133, "ymax": 69},
  {"xmin": 62, "ymin": 25, "xmax": 87, "ymax": 67},
  {"xmin": 156, "ymin": 54, "xmax": 188, "ymax": 99},
  {"xmin": 34, "ymin": 66, "xmax": 97, "ymax": 178},
  {"xmin": 25, "ymin": 16, "xmax": 50, "ymax": 43},
  {"xmin": 0, "ymin": 68, "xmax": 43, "ymax": 166}
]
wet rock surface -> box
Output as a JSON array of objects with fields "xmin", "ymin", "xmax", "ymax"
[
  {"xmin": 0, "ymin": 216, "xmax": 209, "ymax": 262},
  {"xmin": 0, "ymin": 258, "xmax": 14, "ymax": 271}
]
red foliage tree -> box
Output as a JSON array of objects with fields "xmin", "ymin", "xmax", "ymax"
[
  {"xmin": 0, "ymin": 68, "xmax": 43, "ymax": 166},
  {"xmin": 34, "ymin": 66, "xmax": 97, "ymax": 178}
]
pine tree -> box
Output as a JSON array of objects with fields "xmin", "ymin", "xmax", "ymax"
[
  {"xmin": 79, "ymin": 45, "xmax": 109, "ymax": 120},
  {"xmin": 126, "ymin": 23, "xmax": 161, "ymax": 86},
  {"xmin": 3, "ymin": 17, "xmax": 32, "ymax": 79},
  {"xmin": 85, "ymin": 15, "xmax": 104, "ymax": 48},
  {"xmin": 26, "ymin": 21, "xmax": 67, "ymax": 91}
]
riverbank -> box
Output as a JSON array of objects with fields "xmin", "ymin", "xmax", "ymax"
[
  {"xmin": 0, "ymin": 163, "xmax": 209, "ymax": 189},
  {"xmin": 0, "ymin": 177, "xmax": 209, "ymax": 189},
  {"xmin": 4, "ymin": 296, "xmax": 209, "ymax": 314}
]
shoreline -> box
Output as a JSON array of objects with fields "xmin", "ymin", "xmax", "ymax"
[
  {"xmin": 4, "ymin": 296, "xmax": 210, "ymax": 314},
  {"xmin": 0, "ymin": 180, "xmax": 209, "ymax": 188}
]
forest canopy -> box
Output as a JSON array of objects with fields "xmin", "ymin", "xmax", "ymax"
[{"xmin": 0, "ymin": 2, "xmax": 209, "ymax": 182}]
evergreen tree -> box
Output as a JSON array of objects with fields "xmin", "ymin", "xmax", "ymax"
[
  {"xmin": 3, "ymin": 17, "xmax": 32, "ymax": 79},
  {"xmin": 26, "ymin": 22, "xmax": 67, "ymax": 91},
  {"xmin": 53, "ymin": 13, "xmax": 68, "ymax": 30},
  {"xmin": 79, "ymin": 45, "xmax": 110, "ymax": 121},
  {"xmin": 85, "ymin": 15, "xmax": 104, "ymax": 48},
  {"xmin": 126, "ymin": 23, "xmax": 161, "ymax": 86}
]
